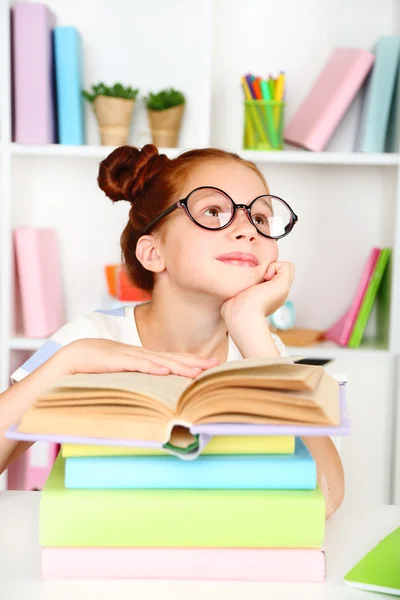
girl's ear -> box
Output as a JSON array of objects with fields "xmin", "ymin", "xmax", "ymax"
[{"xmin": 135, "ymin": 235, "xmax": 165, "ymax": 274}]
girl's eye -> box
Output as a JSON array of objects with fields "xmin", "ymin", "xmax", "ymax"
[
  {"xmin": 204, "ymin": 206, "xmax": 220, "ymax": 217},
  {"xmin": 253, "ymin": 214, "xmax": 266, "ymax": 225}
]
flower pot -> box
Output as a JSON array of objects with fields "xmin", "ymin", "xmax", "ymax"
[
  {"xmin": 147, "ymin": 103, "xmax": 185, "ymax": 147},
  {"xmin": 93, "ymin": 96, "xmax": 135, "ymax": 146}
]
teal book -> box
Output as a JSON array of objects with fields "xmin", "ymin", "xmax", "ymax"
[
  {"xmin": 355, "ymin": 36, "xmax": 400, "ymax": 153},
  {"xmin": 64, "ymin": 437, "xmax": 316, "ymax": 490},
  {"xmin": 348, "ymin": 248, "xmax": 391, "ymax": 348},
  {"xmin": 385, "ymin": 54, "xmax": 400, "ymax": 152},
  {"xmin": 344, "ymin": 527, "xmax": 400, "ymax": 595},
  {"xmin": 53, "ymin": 26, "xmax": 85, "ymax": 145}
]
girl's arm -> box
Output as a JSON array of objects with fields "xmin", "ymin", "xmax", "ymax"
[
  {"xmin": 225, "ymin": 313, "xmax": 345, "ymax": 519},
  {"xmin": 0, "ymin": 348, "xmax": 69, "ymax": 474}
]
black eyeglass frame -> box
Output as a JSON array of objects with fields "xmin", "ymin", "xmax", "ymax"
[{"xmin": 140, "ymin": 186, "xmax": 298, "ymax": 239}]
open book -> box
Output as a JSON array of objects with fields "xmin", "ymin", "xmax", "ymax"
[{"xmin": 17, "ymin": 357, "xmax": 340, "ymax": 449}]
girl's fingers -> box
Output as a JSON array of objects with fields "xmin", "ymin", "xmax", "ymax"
[
  {"xmin": 125, "ymin": 354, "xmax": 203, "ymax": 378},
  {"xmin": 132, "ymin": 348, "xmax": 219, "ymax": 368}
]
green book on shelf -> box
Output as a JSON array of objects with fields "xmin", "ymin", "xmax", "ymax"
[
  {"xmin": 348, "ymin": 248, "xmax": 391, "ymax": 348},
  {"xmin": 40, "ymin": 454, "xmax": 325, "ymax": 549},
  {"xmin": 344, "ymin": 527, "xmax": 400, "ymax": 595}
]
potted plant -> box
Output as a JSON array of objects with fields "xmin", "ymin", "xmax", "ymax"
[
  {"xmin": 144, "ymin": 88, "xmax": 185, "ymax": 147},
  {"xmin": 82, "ymin": 82, "xmax": 139, "ymax": 146}
]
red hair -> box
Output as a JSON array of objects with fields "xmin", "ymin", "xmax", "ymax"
[{"xmin": 98, "ymin": 144, "xmax": 268, "ymax": 292}]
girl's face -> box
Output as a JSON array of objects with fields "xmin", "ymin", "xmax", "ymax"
[{"xmin": 157, "ymin": 160, "xmax": 279, "ymax": 302}]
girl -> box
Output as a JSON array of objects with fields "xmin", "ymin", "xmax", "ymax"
[{"xmin": 0, "ymin": 144, "xmax": 344, "ymax": 517}]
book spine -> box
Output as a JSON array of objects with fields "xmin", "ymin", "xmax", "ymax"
[
  {"xmin": 12, "ymin": 3, "xmax": 57, "ymax": 144},
  {"xmin": 53, "ymin": 27, "xmax": 85, "ymax": 145},
  {"xmin": 42, "ymin": 547, "xmax": 325, "ymax": 582},
  {"xmin": 306, "ymin": 52, "xmax": 375, "ymax": 151},
  {"xmin": 64, "ymin": 453, "xmax": 316, "ymax": 490},
  {"xmin": 13, "ymin": 228, "xmax": 65, "ymax": 338},
  {"xmin": 348, "ymin": 249, "xmax": 391, "ymax": 347}
]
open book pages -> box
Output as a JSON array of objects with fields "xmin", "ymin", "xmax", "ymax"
[{"xmin": 17, "ymin": 356, "xmax": 341, "ymax": 448}]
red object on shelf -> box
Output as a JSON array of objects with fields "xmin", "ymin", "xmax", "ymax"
[{"xmin": 104, "ymin": 264, "xmax": 151, "ymax": 302}]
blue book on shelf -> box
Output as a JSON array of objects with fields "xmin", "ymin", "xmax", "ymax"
[
  {"xmin": 64, "ymin": 438, "xmax": 317, "ymax": 490},
  {"xmin": 355, "ymin": 36, "xmax": 400, "ymax": 153},
  {"xmin": 53, "ymin": 26, "xmax": 85, "ymax": 145}
]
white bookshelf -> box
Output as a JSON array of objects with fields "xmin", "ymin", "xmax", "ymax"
[{"xmin": 0, "ymin": 0, "xmax": 399, "ymax": 501}]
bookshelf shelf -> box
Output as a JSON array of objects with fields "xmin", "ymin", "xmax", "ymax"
[{"xmin": 11, "ymin": 143, "xmax": 400, "ymax": 167}]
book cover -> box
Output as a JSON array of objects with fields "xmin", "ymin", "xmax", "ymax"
[
  {"xmin": 64, "ymin": 438, "xmax": 314, "ymax": 490},
  {"xmin": 355, "ymin": 36, "xmax": 400, "ymax": 153},
  {"xmin": 324, "ymin": 247, "xmax": 380, "ymax": 346},
  {"xmin": 348, "ymin": 248, "xmax": 391, "ymax": 348},
  {"xmin": 284, "ymin": 48, "xmax": 374, "ymax": 151},
  {"xmin": 41, "ymin": 546, "xmax": 325, "ymax": 582},
  {"xmin": 12, "ymin": 3, "xmax": 57, "ymax": 144},
  {"xmin": 344, "ymin": 527, "xmax": 400, "ymax": 594},
  {"xmin": 13, "ymin": 228, "xmax": 65, "ymax": 338},
  {"xmin": 53, "ymin": 27, "xmax": 85, "ymax": 145},
  {"xmin": 61, "ymin": 435, "xmax": 296, "ymax": 458},
  {"xmin": 40, "ymin": 454, "xmax": 326, "ymax": 548}
]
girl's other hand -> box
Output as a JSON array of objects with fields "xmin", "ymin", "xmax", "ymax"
[
  {"xmin": 221, "ymin": 260, "xmax": 295, "ymax": 324},
  {"xmin": 61, "ymin": 339, "xmax": 219, "ymax": 379}
]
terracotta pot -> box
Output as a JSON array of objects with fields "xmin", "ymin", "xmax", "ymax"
[
  {"xmin": 93, "ymin": 96, "xmax": 135, "ymax": 145},
  {"xmin": 147, "ymin": 103, "xmax": 184, "ymax": 147}
]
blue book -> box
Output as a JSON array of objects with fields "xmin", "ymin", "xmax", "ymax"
[
  {"xmin": 355, "ymin": 36, "xmax": 400, "ymax": 153},
  {"xmin": 64, "ymin": 438, "xmax": 316, "ymax": 490},
  {"xmin": 53, "ymin": 26, "xmax": 85, "ymax": 145}
]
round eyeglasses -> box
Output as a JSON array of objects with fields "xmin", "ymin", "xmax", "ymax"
[{"xmin": 140, "ymin": 186, "xmax": 298, "ymax": 239}]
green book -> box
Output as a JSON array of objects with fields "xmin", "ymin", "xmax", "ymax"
[
  {"xmin": 344, "ymin": 527, "xmax": 400, "ymax": 595},
  {"xmin": 40, "ymin": 454, "xmax": 325, "ymax": 548},
  {"xmin": 348, "ymin": 248, "xmax": 391, "ymax": 348}
]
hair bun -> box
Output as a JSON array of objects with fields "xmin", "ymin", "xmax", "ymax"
[{"xmin": 98, "ymin": 144, "xmax": 169, "ymax": 203}]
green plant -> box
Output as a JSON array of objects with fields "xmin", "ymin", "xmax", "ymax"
[
  {"xmin": 82, "ymin": 82, "xmax": 139, "ymax": 103},
  {"xmin": 144, "ymin": 88, "xmax": 185, "ymax": 111}
]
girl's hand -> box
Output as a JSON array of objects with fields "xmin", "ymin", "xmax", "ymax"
[
  {"xmin": 61, "ymin": 339, "xmax": 219, "ymax": 379},
  {"xmin": 221, "ymin": 261, "xmax": 295, "ymax": 325}
]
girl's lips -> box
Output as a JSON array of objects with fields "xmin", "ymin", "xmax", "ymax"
[
  {"xmin": 217, "ymin": 258, "xmax": 258, "ymax": 267},
  {"xmin": 216, "ymin": 252, "xmax": 259, "ymax": 266}
]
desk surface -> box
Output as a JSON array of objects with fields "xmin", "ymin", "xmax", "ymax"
[{"xmin": 0, "ymin": 492, "xmax": 399, "ymax": 600}]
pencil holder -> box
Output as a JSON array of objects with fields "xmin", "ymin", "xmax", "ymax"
[{"xmin": 243, "ymin": 100, "xmax": 285, "ymax": 151}]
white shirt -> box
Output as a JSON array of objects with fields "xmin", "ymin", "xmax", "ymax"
[{"xmin": 11, "ymin": 305, "xmax": 289, "ymax": 382}]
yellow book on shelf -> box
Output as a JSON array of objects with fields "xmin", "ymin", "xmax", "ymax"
[
  {"xmin": 61, "ymin": 435, "xmax": 296, "ymax": 458},
  {"xmin": 17, "ymin": 356, "xmax": 340, "ymax": 449}
]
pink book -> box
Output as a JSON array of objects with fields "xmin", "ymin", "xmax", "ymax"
[
  {"xmin": 12, "ymin": 3, "xmax": 57, "ymax": 143},
  {"xmin": 284, "ymin": 48, "xmax": 375, "ymax": 152},
  {"xmin": 325, "ymin": 247, "xmax": 381, "ymax": 346},
  {"xmin": 41, "ymin": 547, "xmax": 325, "ymax": 582},
  {"xmin": 7, "ymin": 443, "xmax": 59, "ymax": 491},
  {"xmin": 13, "ymin": 228, "xmax": 65, "ymax": 338}
]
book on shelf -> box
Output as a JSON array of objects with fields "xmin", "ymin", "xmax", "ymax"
[
  {"xmin": 53, "ymin": 26, "xmax": 85, "ymax": 145},
  {"xmin": 283, "ymin": 47, "xmax": 375, "ymax": 152},
  {"xmin": 324, "ymin": 247, "xmax": 380, "ymax": 346},
  {"xmin": 355, "ymin": 36, "xmax": 400, "ymax": 153},
  {"xmin": 13, "ymin": 357, "xmax": 340, "ymax": 449},
  {"xmin": 348, "ymin": 248, "xmax": 391, "ymax": 348},
  {"xmin": 11, "ymin": 2, "xmax": 57, "ymax": 144}
]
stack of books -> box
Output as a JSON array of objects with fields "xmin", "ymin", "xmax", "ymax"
[{"xmin": 6, "ymin": 356, "xmax": 350, "ymax": 582}]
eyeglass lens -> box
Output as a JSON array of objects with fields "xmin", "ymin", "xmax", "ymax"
[{"xmin": 186, "ymin": 188, "xmax": 292, "ymax": 238}]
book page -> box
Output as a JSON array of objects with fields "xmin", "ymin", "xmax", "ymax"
[{"xmin": 40, "ymin": 371, "xmax": 193, "ymax": 413}]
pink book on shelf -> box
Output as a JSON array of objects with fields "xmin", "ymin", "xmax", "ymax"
[
  {"xmin": 12, "ymin": 2, "xmax": 57, "ymax": 143},
  {"xmin": 284, "ymin": 48, "xmax": 375, "ymax": 152},
  {"xmin": 13, "ymin": 228, "xmax": 65, "ymax": 338},
  {"xmin": 7, "ymin": 443, "xmax": 59, "ymax": 491},
  {"xmin": 41, "ymin": 547, "xmax": 325, "ymax": 582},
  {"xmin": 325, "ymin": 247, "xmax": 381, "ymax": 346}
]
